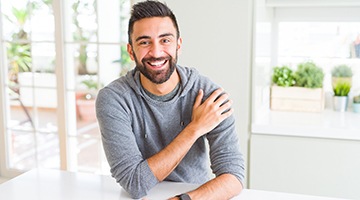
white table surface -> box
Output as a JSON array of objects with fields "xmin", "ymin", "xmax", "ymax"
[{"xmin": 0, "ymin": 169, "xmax": 347, "ymax": 200}]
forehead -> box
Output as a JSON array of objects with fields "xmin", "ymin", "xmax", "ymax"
[{"xmin": 131, "ymin": 17, "xmax": 177, "ymax": 39}]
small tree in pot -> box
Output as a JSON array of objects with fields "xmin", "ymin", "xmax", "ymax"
[{"xmin": 333, "ymin": 81, "xmax": 351, "ymax": 112}]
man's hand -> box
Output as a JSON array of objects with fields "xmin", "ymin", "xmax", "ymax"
[
  {"xmin": 190, "ymin": 88, "xmax": 233, "ymax": 137},
  {"xmin": 147, "ymin": 88, "xmax": 234, "ymax": 183}
]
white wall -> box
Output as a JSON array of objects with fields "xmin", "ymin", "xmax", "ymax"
[
  {"xmin": 132, "ymin": 0, "xmax": 254, "ymax": 186},
  {"xmin": 164, "ymin": 0, "xmax": 254, "ymax": 186}
]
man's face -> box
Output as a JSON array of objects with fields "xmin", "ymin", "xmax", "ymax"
[{"xmin": 127, "ymin": 17, "xmax": 182, "ymax": 84}]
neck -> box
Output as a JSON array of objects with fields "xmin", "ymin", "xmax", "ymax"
[{"xmin": 140, "ymin": 69, "xmax": 180, "ymax": 96}]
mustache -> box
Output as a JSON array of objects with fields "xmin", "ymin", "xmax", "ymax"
[{"xmin": 142, "ymin": 56, "xmax": 171, "ymax": 63}]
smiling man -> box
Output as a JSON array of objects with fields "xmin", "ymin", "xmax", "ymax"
[{"xmin": 96, "ymin": 1, "xmax": 245, "ymax": 199}]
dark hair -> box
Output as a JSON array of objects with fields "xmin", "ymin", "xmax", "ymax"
[{"xmin": 128, "ymin": 0, "xmax": 180, "ymax": 44}]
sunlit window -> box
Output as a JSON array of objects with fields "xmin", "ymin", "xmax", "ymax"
[
  {"xmin": 277, "ymin": 22, "xmax": 360, "ymax": 93},
  {"xmin": 0, "ymin": 0, "xmax": 132, "ymax": 176}
]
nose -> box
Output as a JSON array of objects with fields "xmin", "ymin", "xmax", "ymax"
[{"xmin": 148, "ymin": 42, "xmax": 163, "ymax": 58}]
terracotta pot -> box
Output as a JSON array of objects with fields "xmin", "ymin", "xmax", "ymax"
[{"xmin": 76, "ymin": 96, "xmax": 96, "ymax": 121}]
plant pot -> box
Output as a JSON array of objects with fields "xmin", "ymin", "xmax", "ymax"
[
  {"xmin": 76, "ymin": 98, "xmax": 96, "ymax": 121},
  {"xmin": 270, "ymin": 86, "xmax": 324, "ymax": 112},
  {"xmin": 333, "ymin": 96, "xmax": 348, "ymax": 112},
  {"xmin": 353, "ymin": 103, "xmax": 360, "ymax": 113}
]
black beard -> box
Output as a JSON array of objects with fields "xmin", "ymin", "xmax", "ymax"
[{"xmin": 134, "ymin": 54, "xmax": 177, "ymax": 84}]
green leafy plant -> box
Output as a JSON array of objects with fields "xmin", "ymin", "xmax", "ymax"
[
  {"xmin": 78, "ymin": 78, "xmax": 102, "ymax": 100},
  {"xmin": 354, "ymin": 94, "xmax": 360, "ymax": 104},
  {"xmin": 81, "ymin": 79, "xmax": 98, "ymax": 90},
  {"xmin": 113, "ymin": 45, "xmax": 133, "ymax": 76},
  {"xmin": 6, "ymin": 1, "xmax": 53, "ymax": 84},
  {"xmin": 333, "ymin": 81, "xmax": 351, "ymax": 96},
  {"xmin": 271, "ymin": 65, "xmax": 295, "ymax": 87},
  {"xmin": 293, "ymin": 62, "xmax": 324, "ymax": 88},
  {"xmin": 331, "ymin": 64, "xmax": 353, "ymax": 78},
  {"xmin": 72, "ymin": 0, "xmax": 97, "ymax": 75}
]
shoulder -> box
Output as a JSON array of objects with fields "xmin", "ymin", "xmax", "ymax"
[
  {"xmin": 98, "ymin": 77, "xmax": 131, "ymax": 100},
  {"xmin": 177, "ymin": 65, "xmax": 219, "ymax": 97}
]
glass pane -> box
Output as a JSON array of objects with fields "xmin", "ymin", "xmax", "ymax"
[
  {"xmin": 6, "ymin": 130, "xmax": 60, "ymax": 171},
  {"xmin": 1, "ymin": 1, "xmax": 31, "ymax": 41},
  {"xmin": 6, "ymin": 41, "xmax": 32, "ymax": 86},
  {"xmin": 8, "ymin": 86, "xmax": 35, "ymax": 131},
  {"xmin": 17, "ymin": 72, "xmax": 57, "ymax": 108},
  {"xmin": 7, "ymin": 130, "xmax": 36, "ymax": 170},
  {"xmin": 99, "ymin": 44, "xmax": 122, "ymax": 86},
  {"xmin": 74, "ymin": 136, "xmax": 102, "ymax": 173},
  {"xmin": 36, "ymin": 132, "xmax": 60, "ymax": 169},
  {"xmin": 277, "ymin": 22, "xmax": 360, "ymax": 95},
  {"xmin": 30, "ymin": 0, "xmax": 55, "ymax": 42},
  {"xmin": 64, "ymin": 0, "xmax": 98, "ymax": 43},
  {"xmin": 97, "ymin": 0, "xmax": 120, "ymax": 43},
  {"xmin": 32, "ymin": 42, "xmax": 56, "ymax": 73},
  {"xmin": 278, "ymin": 22, "xmax": 360, "ymax": 58}
]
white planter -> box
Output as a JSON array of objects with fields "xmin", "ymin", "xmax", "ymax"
[
  {"xmin": 353, "ymin": 103, "xmax": 360, "ymax": 113},
  {"xmin": 270, "ymin": 86, "xmax": 325, "ymax": 112},
  {"xmin": 18, "ymin": 72, "xmax": 57, "ymax": 108},
  {"xmin": 333, "ymin": 96, "xmax": 348, "ymax": 112}
]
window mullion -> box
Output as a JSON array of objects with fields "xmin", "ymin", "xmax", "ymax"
[{"xmin": 53, "ymin": 0, "xmax": 69, "ymax": 170}]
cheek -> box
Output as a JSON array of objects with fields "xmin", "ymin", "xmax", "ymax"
[
  {"xmin": 165, "ymin": 46, "xmax": 178, "ymax": 57},
  {"xmin": 133, "ymin": 48, "xmax": 147, "ymax": 61}
]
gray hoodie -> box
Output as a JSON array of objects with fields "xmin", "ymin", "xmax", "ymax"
[{"xmin": 96, "ymin": 65, "xmax": 245, "ymax": 198}]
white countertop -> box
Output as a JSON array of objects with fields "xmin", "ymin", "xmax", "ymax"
[
  {"xmin": 252, "ymin": 109, "xmax": 360, "ymax": 141},
  {"xmin": 0, "ymin": 169, "xmax": 347, "ymax": 200}
]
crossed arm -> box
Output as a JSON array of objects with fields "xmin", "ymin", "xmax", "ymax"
[{"xmin": 147, "ymin": 88, "xmax": 243, "ymax": 200}]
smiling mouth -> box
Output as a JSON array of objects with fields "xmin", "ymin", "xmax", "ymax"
[
  {"xmin": 143, "ymin": 57, "xmax": 169, "ymax": 69},
  {"xmin": 147, "ymin": 60, "xmax": 167, "ymax": 68}
]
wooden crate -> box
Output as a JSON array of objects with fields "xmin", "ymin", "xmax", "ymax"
[{"xmin": 270, "ymin": 86, "xmax": 325, "ymax": 112}]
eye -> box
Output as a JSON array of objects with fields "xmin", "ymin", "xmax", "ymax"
[
  {"xmin": 162, "ymin": 38, "xmax": 171, "ymax": 44},
  {"xmin": 138, "ymin": 40, "xmax": 150, "ymax": 46}
]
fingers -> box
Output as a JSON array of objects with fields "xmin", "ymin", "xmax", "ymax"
[
  {"xmin": 190, "ymin": 88, "xmax": 233, "ymax": 136},
  {"xmin": 207, "ymin": 88, "xmax": 224, "ymax": 102},
  {"xmin": 219, "ymin": 99, "xmax": 233, "ymax": 115},
  {"xmin": 199, "ymin": 88, "xmax": 233, "ymax": 115}
]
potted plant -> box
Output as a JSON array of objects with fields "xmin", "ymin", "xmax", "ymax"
[
  {"xmin": 271, "ymin": 65, "xmax": 295, "ymax": 87},
  {"xmin": 6, "ymin": 5, "xmax": 33, "ymax": 87},
  {"xmin": 333, "ymin": 81, "xmax": 351, "ymax": 112},
  {"xmin": 270, "ymin": 61, "xmax": 325, "ymax": 112},
  {"xmin": 76, "ymin": 78, "xmax": 98, "ymax": 121},
  {"xmin": 293, "ymin": 61, "xmax": 324, "ymax": 89},
  {"xmin": 331, "ymin": 64, "xmax": 353, "ymax": 88},
  {"xmin": 353, "ymin": 94, "xmax": 360, "ymax": 113}
]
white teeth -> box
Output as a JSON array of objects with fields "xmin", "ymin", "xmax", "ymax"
[{"xmin": 149, "ymin": 60, "xmax": 166, "ymax": 66}]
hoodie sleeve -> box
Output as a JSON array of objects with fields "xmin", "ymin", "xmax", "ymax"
[
  {"xmin": 95, "ymin": 87, "xmax": 158, "ymax": 199},
  {"xmin": 197, "ymin": 78, "xmax": 245, "ymax": 186},
  {"xmin": 206, "ymin": 114, "xmax": 245, "ymax": 186}
]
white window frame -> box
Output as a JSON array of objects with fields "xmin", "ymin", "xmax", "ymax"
[{"xmin": 0, "ymin": 0, "xmax": 130, "ymax": 178}]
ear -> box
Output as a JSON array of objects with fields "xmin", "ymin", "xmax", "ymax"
[
  {"xmin": 127, "ymin": 43, "xmax": 135, "ymax": 61},
  {"xmin": 177, "ymin": 37, "xmax": 183, "ymax": 54}
]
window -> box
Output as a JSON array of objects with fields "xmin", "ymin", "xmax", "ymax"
[
  {"xmin": 278, "ymin": 22, "xmax": 360, "ymax": 92},
  {"xmin": 251, "ymin": 1, "xmax": 360, "ymax": 136},
  {"xmin": 0, "ymin": 0, "xmax": 132, "ymax": 177}
]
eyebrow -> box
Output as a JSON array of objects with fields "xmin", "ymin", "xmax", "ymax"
[{"xmin": 135, "ymin": 33, "xmax": 175, "ymax": 42}]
